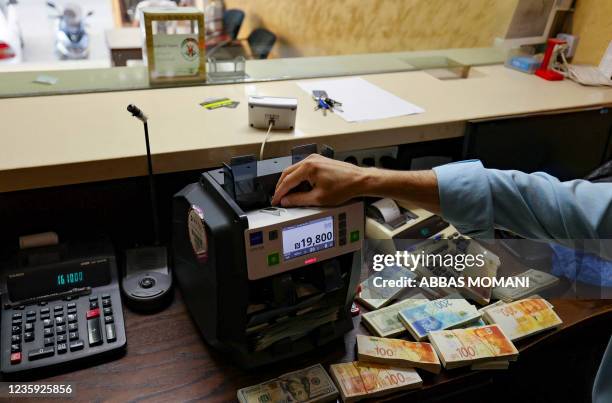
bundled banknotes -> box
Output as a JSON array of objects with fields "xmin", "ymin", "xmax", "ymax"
[
  {"xmin": 357, "ymin": 265, "xmax": 416, "ymax": 310},
  {"xmin": 237, "ymin": 364, "xmax": 338, "ymax": 403},
  {"xmin": 398, "ymin": 296, "xmax": 481, "ymax": 340},
  {"xmin": 356, "ymin": 334, "xmax": 441, "ymax": 374},
  {"xmin": 482, "ymin": 298, "xmax": 563, "ymax": 341},
  {"xmin": 428, "ymin": 324, "xmax": 519, "ymax": 369},
  {"xmin": 492, "ymin": 269, "xmax": 559, "ymax": 302},
  {"xmin": 361, "ymin": 294, "xmax": 429, "ymax": 337},
  {"xmin": 330, "ymin": 361, "xmax": 423, "ymax": 402}
]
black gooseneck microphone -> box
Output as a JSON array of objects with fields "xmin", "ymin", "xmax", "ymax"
[
  {"xmin": 127, "ymin": 104, "xmax": 159, "ymax": 245},
  {"xmin": 123, "ymin": 104, "xmax": 172, "ymax": 313}
]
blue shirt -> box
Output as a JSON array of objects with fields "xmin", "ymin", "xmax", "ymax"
[
  {"xmin": 432, "ymin": 160, "xmax": 612, "ymax": 402},
  {"xmin": 433, "ymin": 160, "xmax": 612, "ymax": 258}
]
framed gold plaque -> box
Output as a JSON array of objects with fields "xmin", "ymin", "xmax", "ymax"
[{"xmin": 143, "ymin": 8, "xmax": 206, "ymax": 85}]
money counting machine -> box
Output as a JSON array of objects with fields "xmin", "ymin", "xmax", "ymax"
[{"xmin": 172, "ymin": 145, "xmax": 364, "ymax": 368}]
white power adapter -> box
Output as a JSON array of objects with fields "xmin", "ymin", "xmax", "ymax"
[{"xmin": 248, "ymin": 96, "xmax": 297, "ymax": 130}]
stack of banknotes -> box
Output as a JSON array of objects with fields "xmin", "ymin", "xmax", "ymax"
[
  {"xmin": 236, "ymin": 364, "xmax": 339, "ymax": 403},
  {"xmin": 397, "ymin": 296, "xmax": 482, "ymax": 340},
  {"xmin": 428, "ymin": 324, "xmax": 519, "ymax": 369},
  {"xmin": 491, "ymin": 269, "xmax": 559, "ymax": 302},
  {"xmin": 329, "ymin": 361, "xmax": 423, "ymax": 402},
  {"xmin": 481, "ymin": 298, "xmax": 563, "ymax": 341},
  {"xmin": 356, "ymin": 334, "xmax": 441, "ymax": 373},
  {"xmin": 238, "ymin": 293, "xmax": 563, "ymax": 402},
  {"xmin": 361, "ymin": 293, "xmax": 430, "ymax": 337},
  {"xmin": 356, "ymin": 265, "xmax": 416, "ymax": 310}
]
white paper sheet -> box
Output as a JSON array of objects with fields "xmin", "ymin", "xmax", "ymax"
[{"xmin": 297, "ymin": 77, "xmax": 424, "ymax": 123}]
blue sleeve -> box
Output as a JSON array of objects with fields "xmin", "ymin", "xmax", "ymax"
[
  {"xmin": 432, "ymin": 160, "xmax": 612, "ymax": 253},
  {"xmin": 593, "ymin": 336, "xmax": 612, "ymax": 403}
]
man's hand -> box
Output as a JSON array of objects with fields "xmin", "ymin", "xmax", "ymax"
[{"xmin": 272, "ymin": 154, "xmax": 368, "ymax": 207}]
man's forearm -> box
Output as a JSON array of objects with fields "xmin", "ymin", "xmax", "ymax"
[{"xmin": 359, "ymin": 168, "xmax": 441, "ymax": 214}]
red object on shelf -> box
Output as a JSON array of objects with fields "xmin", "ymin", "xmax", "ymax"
[{"xmin": 535, "ymin": 38, "xmax": 566, "ymax": 81}]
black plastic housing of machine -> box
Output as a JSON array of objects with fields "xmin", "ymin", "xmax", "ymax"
[{"xmin": 171, "ymin": 148, "xmax": 363, "ymax": 368}]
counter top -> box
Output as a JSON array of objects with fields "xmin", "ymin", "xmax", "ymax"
[{"xmin": 1, "ymin": 64, "xmax": 611, "ymax": 193}]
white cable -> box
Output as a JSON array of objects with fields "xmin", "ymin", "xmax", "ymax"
[{"xmin": 259, "ymin": 121, "xmax": 274, "ymax": 160}]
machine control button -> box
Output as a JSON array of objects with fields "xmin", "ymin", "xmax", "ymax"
[
  {"xmin": 350, "ymin": 230, "xmax": 360, "ymax": 243},
  {"xmin": 267, "ymin": 253, "xmax": 280, "ymax": 266},
  {"xmin": 249, "ymin": 231, "xmax": 264, "ymax": 246}
]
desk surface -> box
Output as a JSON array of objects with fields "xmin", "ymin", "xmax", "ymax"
[
  {"xmin": 25, "ymin": 290, "xmax": 612, "ymax": 402},
  {"xmin": 1, "ymin": 64, "xmax": 612, "ymax": 193}
]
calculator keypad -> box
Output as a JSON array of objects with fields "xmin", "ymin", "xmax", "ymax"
[{"xmin": 4, "ymin": 293, "xmax": 120, "ymax": 370}]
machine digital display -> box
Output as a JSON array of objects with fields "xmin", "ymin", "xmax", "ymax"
[{"xmin": 282, "ymin": 216, "xmax": 334, "ymax": 260}]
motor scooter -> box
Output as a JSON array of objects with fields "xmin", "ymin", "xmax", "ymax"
[{"xmin": 47, "ymin": 1, "xmax": 93, "ymax": 60}]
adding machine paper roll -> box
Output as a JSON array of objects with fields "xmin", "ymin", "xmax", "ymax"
[
  {"xmin": 19, "ymin": 231, "xmax": 59, "ymax": 250},
  {"xmin": 370, "ymin": 198, "xmax": 402, "ymax": 223}
]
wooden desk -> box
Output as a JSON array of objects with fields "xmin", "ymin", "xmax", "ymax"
[{"xmin": 14, "ymin": 289, "xmax": 610, "ymax": 402}]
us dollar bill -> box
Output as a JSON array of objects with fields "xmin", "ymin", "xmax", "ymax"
[{"xmin": 237, "ymin": 364, "xmax": 338, "ymax": 403}]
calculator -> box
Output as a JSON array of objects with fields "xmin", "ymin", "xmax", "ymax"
[{"xmin": 1, "ymin": 242, "xmax": 126, "ymax": 376}]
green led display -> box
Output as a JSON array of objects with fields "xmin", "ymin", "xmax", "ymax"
[{"xmin": 57, "ymin": 271, "xmax": 84, "ymax": 286}]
